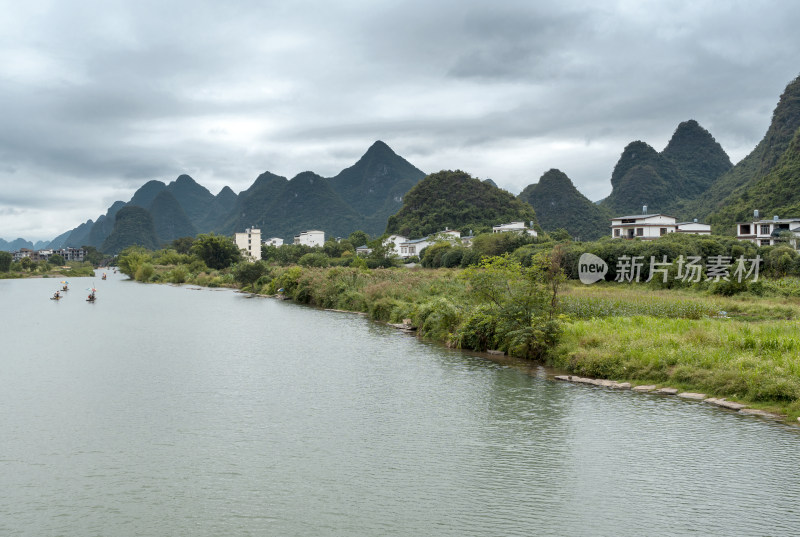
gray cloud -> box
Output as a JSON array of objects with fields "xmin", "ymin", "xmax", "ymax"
[{"xmin": 1, "ymin": 0, "xmax": 800, "ymax": 241}]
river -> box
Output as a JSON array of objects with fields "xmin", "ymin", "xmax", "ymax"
[{"xmin": 1, "ymin": 271, "xmax": 799, "ymax": 536}]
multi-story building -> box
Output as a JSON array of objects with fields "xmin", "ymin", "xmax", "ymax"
[
  {"xmin": 293, "ymin": 230, "xmax": 325, "ymax": 247},
  {"xmin": 737, "ymin": 212, "xmax": 800, "ymax": 248},
  {"xmin": 234, "ymin": 228, "xmax": 262, "ymax": 261}
]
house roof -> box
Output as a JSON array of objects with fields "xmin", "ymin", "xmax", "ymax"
[
  {"xmin": 612, "ymin": 213, "xmax": 675, "ymax": 220},
  {"xmin": 402, "ymin": 237, "xmax": 430, "ymax": 244}
]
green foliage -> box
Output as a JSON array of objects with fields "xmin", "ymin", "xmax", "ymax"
[
  {"xmin": 48, "ymin": 254, "xmax": 65, "ymax": 266},
  {"xmin": 298, "ymin": 253, "xmax": 330, "ymax": 268},
  {"xmin": 190, "ymin": 233, "xmax": 242, "ymax": 270},
  {"xmin": 134, "ymin": 262, "xmax": 155, "ymax": 282},
  {"xmin": 471, "ymin": 231, "xmax": 538, "ymax": 259},
  {"xmin": 348, "ymin": 230, "xmax": 370, "ymax": 248},
  {"xmin": 0, "ymin": 251, "xmax": 12, "ymax": 272},
  {"xmin": 386, "ymin": 170, "xmax": 538, "ymax": 238},
  {"xmin": 81, "ymin": 246, "xmax": 105, "ymax": 267},
  {"xmin": 117, "ymin": 246, "xmax": 153, "ymax": 277},
  {"xmin": 233, "ymin": 261, "xmax": 269, "ymax": 289},
  {"xmin": 460, "ymin": 254, "xmax": 562, "ymax": 359},
  {"xmin": 171, "ymin": 236, "xmax": 195, "ymax": 254}
]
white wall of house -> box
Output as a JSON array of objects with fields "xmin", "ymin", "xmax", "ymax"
[
  {"xmin": 737, "ymin": 217, "xmax": 800, "ymax": 247},
  {"xmin": 264, "ymin": 237, "xmax": 284, "ymax": 247},
  {"xmin": 234, "ymin": 228, "xmax": 262, "ymax": 260},
  {"xmin": 611, "ymin": 214, "xmax": 677, "ymax": 240},
  {"xmin": 676, "ymin": 222, "xmax": 711, "ymax": 234},
  {"xmin": 294, "ymin": 230, "xmax": 325, "ymax": 247},
  {"xmin": 383, "ymin": 234, "xmax": 407, "ymax": 257},
  {"xmin": 492, "ymin": 221, "xmax": 538, "ymax": 236}
]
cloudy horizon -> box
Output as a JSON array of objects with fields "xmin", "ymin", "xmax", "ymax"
[{"xmin": 2, "ymin": 0, "xmax": 799, "ymax": 242}]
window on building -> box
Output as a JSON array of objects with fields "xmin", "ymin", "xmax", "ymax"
[
  {"xmin": 760, "ymin": 225, "xmax": 770, "ymax": 235},
  {"xmin": 660, "ymin": 228, "xmax": 667, "ymax": 236},
  {"xmin": 636, "ymin": 228, "xmax": 644, "ymax": 236},
  {"xmin": 739, "ymin": 224, "xmax": 751, "ymax": 235},
  {"xmin": 760, "ymin": 239, "xmax": 771, "ymax": 246},
  {"xmin": 614, "ymin": 229, "xmax": 620, "ymax": 237}
]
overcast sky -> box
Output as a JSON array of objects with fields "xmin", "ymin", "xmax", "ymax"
[{"xmin": 2, "ymin": 0, "xmax": 799, "ymax": 242}]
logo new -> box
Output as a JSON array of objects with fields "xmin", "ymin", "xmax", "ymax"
[{"xmin": 578, "ymin": 253, "xmax": 608, "ymax": 284}]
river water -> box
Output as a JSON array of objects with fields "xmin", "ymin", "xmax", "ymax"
[{"xmin": 1, "ymin": 272, "xmax": 799, "ymax": 536}]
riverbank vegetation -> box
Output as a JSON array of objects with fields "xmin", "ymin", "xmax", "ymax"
[
  {"xmin": 113, "ymin": 231, "xmax": 800, "ymax": 422},
  {"xmin": 0, "ymin": 253, "xmax": 96, "ymax": 279}
]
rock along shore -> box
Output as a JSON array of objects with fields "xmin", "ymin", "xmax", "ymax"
[{"xmin": 554, "ymin": 375, "xmax": 788, "ymax": 423}]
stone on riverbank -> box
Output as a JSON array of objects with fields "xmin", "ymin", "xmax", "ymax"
[
  {"xmin": 487, "ymin": 350, "xmax": 505, "ymax": 356},
  {"xmin": 632, "ymin": 385, "xmax": 656, "ymax": 392},
  {"xmin": 677, "ymin": 392, "xmax": 707, "ymax": 400},
  {"xmin": 704, "ymin": 398, "xmax": 747, "ymax": 410},
  {"xmin": 554, "ymin": 375, "xmax": 570, "ymax": 381},
  {"xmin": 655, "ymin": 387, "xmax": 679, "ymax": 395},
  {"xmin": 739, "ymin": 408, "xmax": 784, "ymax": 420}
]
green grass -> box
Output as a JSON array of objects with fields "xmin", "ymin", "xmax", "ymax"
[{"xmin": 550, "ymin": 316, "xmax": 800, "ymax": 421}]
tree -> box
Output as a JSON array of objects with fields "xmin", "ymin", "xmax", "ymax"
[
  {"xmin": 19, "ymin": 257, "xmax": 34, "ymax": 271},
  {"xmin": 233, "ymin": 261, "xmax": 268, "ymax": 289},
  {"xmin": 461, "ymin": 255, "xmax": 561, "ymax": 359},
  {"xmin": 48, "ymin": 254, "xmax": 65, "ymax": 266},
  {"xmin": 81, "ymin": 245, "xmax": 105, "ymax": 267},
  {"xmin": 190, "ymin": 233, "xmax": 242, "ymax": 270},
  {"xmin": 172, "ymin": 236, "xmax": 195, "ymax": 254},
  {"xmin": 0, "ymin": 251, "xmax": 12, "ymax": 272},
  {"xmin": 349, "ymin": 230, "xmax": 370, "ymax": 248}
]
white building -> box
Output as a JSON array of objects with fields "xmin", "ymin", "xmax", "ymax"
[
  {"xmin": 234, "ymin": 228, "xmax": 262, "ymax": 261},
  {"xmin": 737, "ymin": 212, "xmax": 800, "ymax": 248},
  {"xmin": 382, "ymin": 234, "xmax": 407, "ymax": 258},
  {"xmin": 492, "ymin": 221, "xmax": 538, "ymax": 236},
  {"xmin": 294, "ymin": 230, "xmax": 325, "ymax": 247},
  {"xmin": 611, "ymin": 214, "xmax": 678, "ymax": 240},
  {"xmin": 264, "ymin": 237, "xmax": 284, "ymax": 247},
  {"xmin": 397, "ymin": 229, "xmax": 462, "ymax": 258},
  {"xmin": 676, "ymin": 221, "xmax": 712, "ymax": 235}
]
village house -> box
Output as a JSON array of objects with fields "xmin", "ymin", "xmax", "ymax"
[
  {"xmin": 611, "ymin": 210, "xmax": 712, "ymax": 240},
  {"xmin": 294, "ymin": 230, "xmax": 325, "ymax": 247},
  {"xmin": 263, "ymin": 237, "xmax": 284, "ymax": 247},
  {"xmin": 492, "ymin": 221, "xmax": 538, "ymax": 236},
  {"xmin": 737, "ymin": 211, "xmax": 800, "ymax": 248},
  {"xmin": 382, "ymin": 234, "xmax": 407, "ymax": 258},
  {"xmin": 234, "ymin": 228, "xmax": 262, "ymax": 261},
  {"xmin": 675, "ymin": 220, "xmax": 712, "ymax": 234},
  {"xmin": 398, "ymin": 229, "xmax": 462, "ymax": 258}
]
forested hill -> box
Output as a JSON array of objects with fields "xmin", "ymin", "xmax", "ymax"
[
  {"xmin": 100, "ymin": 206, "xmax": 160, "ymax": 254},
  {"xmin": 599, "ymin": 120, "xmax": 731, "ymax": 218},
  {"xmin": 694, "ymin": 76, "xmax": 800, "ymax": 231},
  {"xmin": 518, "ymin": 169, "xmax": 611, "ymax": 241},
  {"xmin": 708, "ymin": 127, "xmax": 800, "ymax": 231},
  {"xmin": 385, "ymin": 170, "xmax": 538, "ymax": 238}
]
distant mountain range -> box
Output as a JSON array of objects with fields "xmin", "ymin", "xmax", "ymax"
[
  {"xmin": 4, "ymin": 74, "xmax": 800, "ymax": 252},
  {"xmin": 38, "ymin": 141, "xmax": 426, "ymax": 254}
]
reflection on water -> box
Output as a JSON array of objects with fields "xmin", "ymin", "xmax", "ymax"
[{"xmin": 1, "ymin": 273, "xmax": 799, "ymax": 536}]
